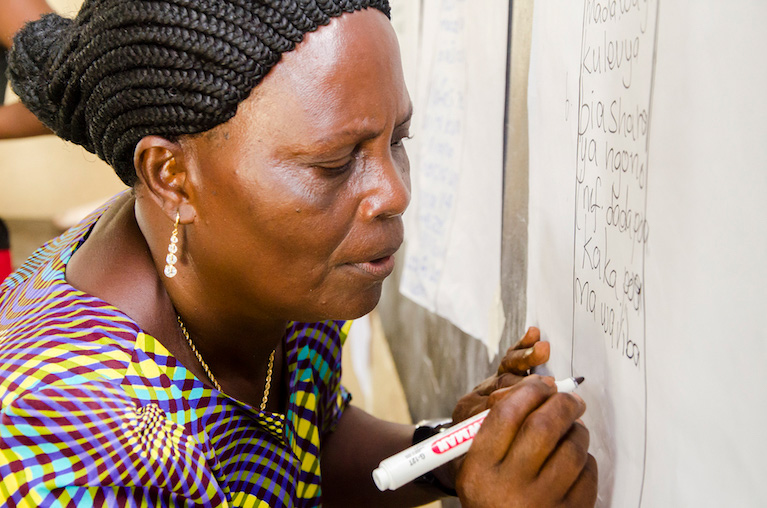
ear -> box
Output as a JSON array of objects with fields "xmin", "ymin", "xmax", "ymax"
[{"xmin": 133, "ymin": 135, "xmax": 196, "ymax": 223}]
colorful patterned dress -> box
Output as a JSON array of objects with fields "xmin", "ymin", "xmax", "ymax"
[{"xmin": 0, "ymin": 204, "xmax": 351, "ymax": 507}]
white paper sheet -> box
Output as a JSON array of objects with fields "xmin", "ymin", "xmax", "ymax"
[
  {"xmin": 528, "ymin": 1, "xmax": 767, "ymax": 506},
  {"xmin": 528, "ymin": 2, "xmax": 657, "ymax": 505},
  {"xmin": 399, "ymin": 0, "xmax": 508, "ymax": 357},
  {"xmin": 389, "ymin": 0, "xmax": 421, "ymax": 99}
]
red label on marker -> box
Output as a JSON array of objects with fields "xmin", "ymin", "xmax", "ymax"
[{"xmin": 431, "ymin": 416, "xmax": 487, "ymax": 454}]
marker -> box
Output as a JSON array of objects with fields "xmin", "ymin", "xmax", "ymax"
[{"xmin": 372, "ymin": 377, "xmax": 585, "ymax": 492}]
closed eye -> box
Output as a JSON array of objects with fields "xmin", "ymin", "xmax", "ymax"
[
  {"xmin": 391, "ymin": 134, "xmax": 413, "ymax": 148},
  {"xmin": 317, "ymin": 160, "xmax": 353, "ymax": 173},
  {"xmin": 314, "ymin": 152, "xmax": 357, "ymax": 174}
]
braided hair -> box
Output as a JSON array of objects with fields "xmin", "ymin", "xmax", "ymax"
[{"xmin": 8, "ymin": 0, "xmax": 391, "ymax": 186}]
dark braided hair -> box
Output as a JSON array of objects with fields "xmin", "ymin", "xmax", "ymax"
[{"xmin": 8, "ymin": 0, "xmax": 390, "ymax": 186}]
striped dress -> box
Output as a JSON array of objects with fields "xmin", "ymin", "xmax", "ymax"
[{"xmin": 0, "ymin": 205, "xmax": 351, "ymax": 507}]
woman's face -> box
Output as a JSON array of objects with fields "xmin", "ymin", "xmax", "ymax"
[{"xmin": 180, "ymin": 8, "xmax": 412, "ymax": 323}]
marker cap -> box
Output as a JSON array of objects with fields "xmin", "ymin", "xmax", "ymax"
[{"xmin": 372, "ymin": 467, "xmax": 391, "ymax": 491}]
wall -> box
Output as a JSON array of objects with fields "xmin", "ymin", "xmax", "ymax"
[{"xmin": 380, "ymin": 0, "xmax": 533, "ymax": 422}]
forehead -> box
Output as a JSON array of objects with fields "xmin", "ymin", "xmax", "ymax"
[{"xmin": 227, "ymin": 8, "xmax": 410, "ymax": 146}]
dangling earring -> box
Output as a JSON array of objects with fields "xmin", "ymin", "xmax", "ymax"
[{"xmin": 164, "ymin": 212, "xmax": 180, "ymax": 278}]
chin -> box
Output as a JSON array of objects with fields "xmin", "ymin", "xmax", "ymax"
[{"xmin": 310, "ymin": 284, "xmax": 383, "ymax": 322}]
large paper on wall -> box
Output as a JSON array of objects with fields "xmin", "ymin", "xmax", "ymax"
[
  {"xmin": 527, "ymin": 1, "xmax": 767, "ymax": 506},
  {"xmin": 400, "ymin": 0, "xmax": 509, "ymax": 357}
]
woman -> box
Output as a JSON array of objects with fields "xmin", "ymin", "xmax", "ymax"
[{"xmin": 0, "ymin": 1, "xmax": 597, "ymax": 506}]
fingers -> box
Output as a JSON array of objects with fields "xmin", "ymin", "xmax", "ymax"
[
  {"xmin": 453, "ymin": 368, "xmax": 537, "ymax": 423},
  {"xmin": 470, "ymin": 370, "xmax": 524, "ymax": 397},
  {"xmin": 563, "ymin": 453, "xmax": 598, "ymax": 507},
  {"xmin": 537, "ymin": 420, "xmax": 591, "ymax": 500},
  {"xmin": 455, "ymin": 374, "xmax": 597, "ymax": 508},
  {"xmin": 498, "ymin": 327, "xmax": 550, "ymax": 375},
  {"xmin": 515, "ymin": 326, "xmax": 541, "ymax": 349},
  {"xmin": 469, "ymin": 376, "xmax": 556, "ymax": 465},
  {"xmin": 510, "ymin": 391, "xmax": 587, "ymax": 473},
  {"xmin": 495, "ymin": 372, "xmax": 523, "ymax": 391}
]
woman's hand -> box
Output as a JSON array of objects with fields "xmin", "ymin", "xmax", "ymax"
[
  {"xmin": 436, "ymin": 327, "xmax": 597, "ymax": 506},
  {"xmin": 456, "ymin": 376, "xmax": 598, "ymax": 507},
  {"xmin": 452, "ymin": 326, "xmax": 550, "ymax": 423},
  {"xmin": 433, "ymin": 327, "xmax": 550, "ymax": 490}
]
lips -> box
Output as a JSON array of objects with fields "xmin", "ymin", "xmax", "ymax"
[
  {"xmin": 349, "ymin": 254, "xmax": 397, "ymax": 278},
  {"xmin": 344, "ymin": 228, "xmax": 403, "ymax": 280}
]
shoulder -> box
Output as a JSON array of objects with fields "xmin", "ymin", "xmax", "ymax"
[
  {"xmin": 287, "ymin": 320, "xmax": 350, "ymax": 382},
  {"xmin": 0, "ymin": 192, "xmax": 142, "ymax": 403},
  {"xmin": 0, "ymin": 282, "xmax": 140, "ymax": 404},
  {"xmin": 288, "ymin": 320, "xmax": 350, "ymax": 358},
  {"xmin": 286, "ymin": 320, "xmax": 352, "ymax": 433}
]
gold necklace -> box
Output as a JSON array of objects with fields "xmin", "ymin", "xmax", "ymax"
[{"xmin": 177, "ymin": 316, "xmax": 276, "ymax": 412}]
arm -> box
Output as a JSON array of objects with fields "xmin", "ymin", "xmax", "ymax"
[
  {"xmin": 0, "ymin": 0, "xmax": 54, "ymax": 47},
  {"xmin": 321, "ymin": 405, "xmax": 446, "ymax": 507},
  {"xmin": 0, "ymin": 0, "xmax": 54, "ymax": 138},
  {"xmin": 0, "ymin": 101, "xmax": 51, "ymax": 138}
]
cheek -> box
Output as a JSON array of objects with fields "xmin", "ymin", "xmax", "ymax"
[
  {"xmin": 194, "ymin": 145, "xmax": 361, "ymax": 275},
  {"xmin": 237, "ymin": 173, "xmax": 358, "ymax": 270}
]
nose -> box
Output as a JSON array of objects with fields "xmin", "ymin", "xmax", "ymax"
[{"xmin": 358, "ymin": 150, "xmax": 411, "ymax": 221}]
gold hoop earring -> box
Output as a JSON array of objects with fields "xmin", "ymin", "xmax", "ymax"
[{"xmin": 164, "ymin": 212, "xmax": 180, "ymax": 278}]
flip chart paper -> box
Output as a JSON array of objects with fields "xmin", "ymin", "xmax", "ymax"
[
  {"xmin": 527, "ymin": 1, "xmax": 767, "ymax": 506},
  {"xmin": 400, "ymin": 0, "xmax": 509, "ymax": 357}
]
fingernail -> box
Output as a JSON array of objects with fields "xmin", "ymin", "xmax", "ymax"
[{"xmin": 523, "ymin": 346, "xmax": 535, "ymax": 358}]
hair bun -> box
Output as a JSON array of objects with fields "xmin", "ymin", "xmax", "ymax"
[{"xmin": 8, "ymin": 13, "xmax": 72, "ymax": 135}]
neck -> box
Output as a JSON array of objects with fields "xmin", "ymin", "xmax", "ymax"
[
  {"xmin": 68, "ymin": 192, "xmax": 287, "ymax": 408},
  {"xmin": 178, "ymin": 312, "xmax": 286, "ymax": 411},
  {"xmin": 173, "ymin": 305, "xmax": 287, "ymax": 383},
  {"xmin": 133, "ymin": 192, "xmax": 288, "ymax": 406}
]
